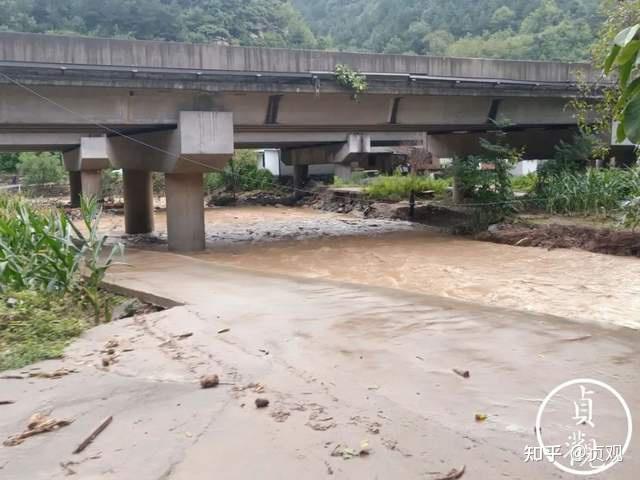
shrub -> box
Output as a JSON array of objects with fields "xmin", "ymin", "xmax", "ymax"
[
  {"xmin": 538, "ymin": 134, "xmax": 594, "ymax": 178},
  {"xmin": 17, "ymin": 152, "xmax": 65, "ymax": 185},
  {"xmin": 0, "ymin": 153, "xmax": 20, "ymax": 173},
  {"xmin": 364, "ymin": 175, "xmax": 450, "ymax": 201},
  {"xmin": 511, "ymin": 173, "xmax": 538, "ymax": 193},
  {"xmin": 206, "ymin": 150, "xmax": 274, "ymax": 192},
  {"xmin": 102, "ymin": 169, "xmax": 123, "ymax": 200}
]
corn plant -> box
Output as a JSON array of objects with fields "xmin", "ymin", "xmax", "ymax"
[
  {"xmin": 0, "ymin": 195, "xmax": 81, "ymax": 292},
  {"xmin": 0, "ymin": 194, "xmax": 122, "ymax": 323},
  {"xmin": 538, "ymin": 167, "xmax": 640, "ymax": 215}
]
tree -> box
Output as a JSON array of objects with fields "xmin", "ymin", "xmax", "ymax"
[{"xmin": 17, "ymin": 152, "xmax": 65, "ymax": 185}]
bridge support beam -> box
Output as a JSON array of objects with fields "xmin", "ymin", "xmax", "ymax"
[
  {"xmin": 80, "ymin": 170, "xmax": 102, "ymax": 200},
  {"xmin": 123, "ymin": 170, "xmax": 154, "ymax": 234},
  {"xmin": 282, "ymin": 134, "xmax": 371, "ymax": 166},
  {"xmin": 166, "ymin": 173, "xmax": 205, "ymax": 252},
  {"xmin": 69, "ymin": 171, "xmax": 82, "ymax": 207},
  {"xmin": 293, "ymin": 164, "xmax": 308, "ymax": 198},
  {"xmin": 335, "ymin": 164, "xmax": 354, "ymax": 181}
]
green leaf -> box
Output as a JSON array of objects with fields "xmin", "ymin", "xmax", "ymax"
[
  {"xmin": 622, "ymin": 94, "xmax": 640, "ymax": 143},
  {"xmin": 619, "ymin": 60, "xmax": 634, "ymax": 88},
  {"xmin": 614, "ymin": 24, "xmax": 640, "ymax": 47},
  {"xmin": 605, "ymin": 45, "xmax": 621, "ymax": 73},
  {"xmin": 616, "ymin": 40, "xmax": 640, "ymax": 66}
]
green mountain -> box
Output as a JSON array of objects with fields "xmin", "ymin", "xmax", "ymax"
[
  {"xmin": 0, "ymin": 0, "xmax": 317, "ymax": 48},
  {"xmin": 292, "ymin": 0, "xmax": 603, "ymax": 61}
]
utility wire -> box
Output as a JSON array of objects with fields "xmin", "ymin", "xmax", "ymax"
[
  {"xmin": 0, "ymin": 70, "xmax": 320, "ymax": 195},
  {"xmin": 1, "ymin": 70, "xmax": 595, "ymax": 212}
]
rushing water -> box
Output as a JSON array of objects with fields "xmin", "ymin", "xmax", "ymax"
[
  {"xmin": 97, "ymin": 206, "xmax": 640, "ymax": 329},
  {"xmin": 195, "ymin": 228, "xmax": 640, "ymax": 330}
]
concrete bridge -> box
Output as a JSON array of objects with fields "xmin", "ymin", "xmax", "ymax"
[{"xmin": 0, "ymin": 32, "xmax": 598, "ymax": 251}]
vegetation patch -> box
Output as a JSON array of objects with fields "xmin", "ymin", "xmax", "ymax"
[
  {"xmin": 0, "ymin": 290, "xmax": 88, "ymax": 370},
  {"xmin": 0, "ymin": 194, "xmax": 122, "ymax": 370},
  {"xmin": 536, "ymin": 168, "xmax": 640, "ymax": 216},
  {"xmin": 206, "ymin": 150, "xmax": 275, "ymax": 193},
  {"xmin": 364, "ymin": 175, "xmax": 450, "ymax": 201},
  {"xmin": 334, "ymin": 64, "xmax": 368, "ymax": 101}
]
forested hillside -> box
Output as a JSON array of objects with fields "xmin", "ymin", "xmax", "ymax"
[
  {"xmin": 293, "ymin": 0, "xmax": 605, "ymax": 61},
  {"xmin": 0, "ymin": 0, "xmax": 613, "ymax": 61},
  {"xmin": 0, "ymin": 0, "xmax": 319, "ymax": 48}
]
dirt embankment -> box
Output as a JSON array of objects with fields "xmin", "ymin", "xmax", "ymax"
[{"xmin": 478, "ymin": 222, "xmax": 640, "ymax": 257}]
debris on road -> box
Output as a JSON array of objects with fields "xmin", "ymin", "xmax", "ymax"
[
  {"xmin": 73, "ymin": 416, "xmax": 113, "ymax": 454},
  {"xmin": 101, "ymin": 356, "xmax": 114, "ymax": 367},
  {"xmin": 4, "ymin": 412, "xmax": 73, "ymax": 446},
  {"xmin": 474, "ymin": 413, "xmax": 488, "ymax": 422},
  {"xmin": 0, "ymin": 400, "xmax": 15, "ymax": 405},
  {"xmin": 434, "ymin": 465, "xmax": 466, "ymax": 480},
  {"xmin": 174, "ymin": 332, "xmax": 193, "ymax": 340},
  {"xmin": 255, "ymin": 398, "xmax": 270, "ymax": 408},
  {"xmin": 217, "ymin": 328, "xmax": 230, "ymax": 334},
  {"xmin": 28, "ymin": 368, "xmax": 77, "ymax": 379},
  {"xmin": 330, "ymin": 440, "xmax": 370, "ymax": 459},
  {"xmin": 200, "ymin": 374, "xmax": 220, "ymax": 389},
  {"xmin": 453, "ymin": 369, "xmax": 470, "ymax": 379}
]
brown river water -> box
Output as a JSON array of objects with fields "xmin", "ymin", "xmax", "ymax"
[{"xmin": 99, "ymin": 206, "xmax": 640, "ymax": 329}]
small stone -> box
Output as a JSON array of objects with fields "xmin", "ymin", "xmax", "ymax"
[
  {"xmin": 255, "ymin": 398, "xmax": 269, "ymax": 409},
  {"xmin": 101, "ymin": 356, "xmax": 112, "ymax": 367},
  {"xmin": 200, "ymin": 374, "xmax": 220, "ymax": 389}
]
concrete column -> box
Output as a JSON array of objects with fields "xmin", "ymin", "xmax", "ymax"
[
  {"xmin": 69, "ymin": 171, "xmax": 82, "ymax": 207},
  {"xmin": 293, "ymin": 164, "xmax": 308, "ymax": 198},
  {"xmin": 165, "ymin": 173, "xmax": 205, "ymax": 252},
  {"xmin": 123, "ymin": 170, "xmax": 154, "ymax": 234},
  {"xmin": 335, "ymin": 164, "xmax": 353, "ymax": 181},
  {"xmin": 80, "ymin": 170, "xmax": 102, "ymax": 200}
]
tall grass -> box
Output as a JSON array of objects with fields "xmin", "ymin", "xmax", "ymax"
[
  {"xmin": 364, "ymin": 175, "xmax": 451, "ymax": 201},
  {"xmin": 538, "ymin": 168, "xmax": 640, "ymax": 215}
]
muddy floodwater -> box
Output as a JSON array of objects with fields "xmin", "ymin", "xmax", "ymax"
[
  {"xmin": 99, "ymin": 206, "xmax": 640, "ymax": 329},
  {"xmin": 194, "ymin": 210, "xmax": 640, "ymax": 330}
]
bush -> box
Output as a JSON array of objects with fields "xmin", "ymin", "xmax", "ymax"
[
  {"xmin": 206, "ymin": 150, "xmax": 274, "ymax": 192},
  {"xmin": 538, "ymin": 134, "xmax": 594, "ymax": 178},
  {"xmin": 0, "ymin": 153, "xmax": 20, "ymax": 173},
  {"xmin": 537, "ymin": 167, "xmax": 640, "ymax": 215},
  {"xmin": 17, "ymin": 152, "xmax": 65, "ymax": 185},
  {"xmin": 511, "ymin": 173, "xmax": 538, "ymax": 193},
  {"xmin": 102, "ymin": 169, "xmax": 123, "ymax": 200},
  {"xmin": 364, "ymin": 175, "xmax": 450, "ymax": 201}
]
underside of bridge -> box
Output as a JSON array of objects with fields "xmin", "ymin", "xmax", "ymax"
[{"xmin": 0, "ymin": 32, "xmax": 600, "ymax": 251}]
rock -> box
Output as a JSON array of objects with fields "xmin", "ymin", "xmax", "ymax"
[
  {"xmin": 200, "ymin": 374, "xmax": 220, "ymax": 389},
  {"xmin": 255, "ymin": 398, "xmax": 269, "ymax": 408}
]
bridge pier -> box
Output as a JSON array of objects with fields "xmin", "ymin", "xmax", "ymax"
[
  {"xmin": 293, "ymin": 164, "xmax": 308, "ymax": 197},
  {"xmin": 68, "ymin": 171, "xmax": 82, "ymax": 207},
  {"xmin": 123, "ymin": 170, "xmax": 154, "ymax": 234},
  {"xmin": 335, "ymin": 164, "xmax": 353, "ymax": 181},
  {"xmin": 80, "ymin": 170, "xmax": 102, "ymax": 200},
  {"xmin": 166, "ymin": 173, "xmax": 205, "ymax": 252}
]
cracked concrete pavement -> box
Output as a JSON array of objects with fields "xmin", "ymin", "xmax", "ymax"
[{"xmin": 1, "ymin": 249, "xmax": 638, "ymax": 479}]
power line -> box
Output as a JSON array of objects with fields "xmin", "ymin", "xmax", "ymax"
[{"xmin": 0, "ymin": 70, "xmax": 319, "ymax": 195}]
